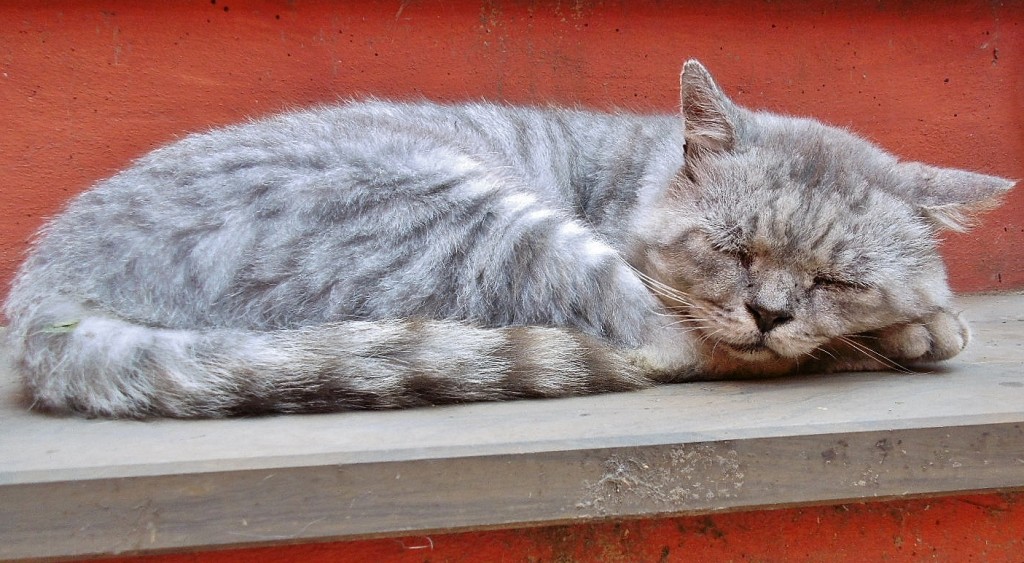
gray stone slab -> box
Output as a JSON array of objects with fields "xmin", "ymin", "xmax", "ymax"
[{"xmin": 1, "ymin": 293, "xmax": 1022, "ymax": 559}]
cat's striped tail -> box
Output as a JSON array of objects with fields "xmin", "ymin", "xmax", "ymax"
[{"xmin": 6, "ymin": 299, "xmax": 650, "ymax": 418}]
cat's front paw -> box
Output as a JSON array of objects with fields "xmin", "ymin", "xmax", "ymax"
[{"xmin": 876, "ymin": 309, "xmax": 970, "ymax": 364}]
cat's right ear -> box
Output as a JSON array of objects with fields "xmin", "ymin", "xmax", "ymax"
[
  {"xmin": 680, "ymin": 60, "xmax": 738, "ymax": 155},
  {"xmin": 899, "ymin": 162, "xmax": 1016, "ymax": 232}
]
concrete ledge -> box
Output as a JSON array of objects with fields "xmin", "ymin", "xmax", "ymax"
[{"xmin": 1, "ymin": 293, "xmax": 1022, "ymax": 560}]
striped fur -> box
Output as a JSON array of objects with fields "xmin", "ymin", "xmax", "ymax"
[
  {"xmin": 15, "ymin": 298, "xmax": 644, "ymax": 417},
  {"xmin": 3, "ymin": 61, "xmax": 1014, "ymax": 417}
]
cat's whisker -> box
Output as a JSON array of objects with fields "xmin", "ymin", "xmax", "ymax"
[
  {"xmin": 649, "ymin": 288, "xmax": 694, "ymax": 308},
  {"xmin": 815, "ymin": 346, "xmax": 838, "ymax": 361},
  {"xmin": 667, "ymin": 321, "xmax": 709, "ymax": 331},
  {"xmin": 625, "ymin": 263, "xmax": 696, "ymax": 308},
  {"xmin": 701, "ymin": 329, "xmax": 725, "ymax": 357},
  {"xmin": 845, "ymin": 334, "xmax": 936, "ymax": 376},
  {"xmin": 837, "ymin": 336, "xmax": 914, "ymax": 374},
  {"xmin": 669, "ymin": 327, "xmax": 707, "ymax": 337},
  {"xmin": 661, "ymin": 313, "xmax": 705, "ymax": 325}
]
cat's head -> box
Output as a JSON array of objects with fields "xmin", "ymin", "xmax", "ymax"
[{"xmin": 643, "ymin": 60, "xmax": 1015, "ymax": 364}]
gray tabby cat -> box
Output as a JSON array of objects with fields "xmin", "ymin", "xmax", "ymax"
[{"xmin": 3, "ymin": 60, "xmax": 1014, "ymax": 418}]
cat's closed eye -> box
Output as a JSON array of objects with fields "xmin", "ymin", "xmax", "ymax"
[
  {"xmin": 811, "ymin": 274, "xmax": 865, "ymax": 290},
  {"xmin": 703, "ymin": 229, "xmax": 750, "ymax": 268}
]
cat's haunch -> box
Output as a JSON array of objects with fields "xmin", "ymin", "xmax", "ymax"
[{"xmin": 3, "ymin": 60, "xmax": 1015, "ymax": 418}]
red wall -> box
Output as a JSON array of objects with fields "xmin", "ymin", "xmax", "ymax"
[
  {"xmin": 91, "ymin": 492, "xmax": 1024, "ymax": 562},
  {"xmin": 1, "ymin": 0, "xmax": 1022, "ymax": 299}
]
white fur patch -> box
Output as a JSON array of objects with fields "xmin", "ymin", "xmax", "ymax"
[
  {"xmin": 500, "ymin": 192, "xmax": 539, "ymax": 214},
  {"xmin": 556, "ymin": 221, "xmax": 614, "ymax": 263},
  {"xmin": 524, "ymin": 208, "xmax": 556, "ymax": 224}
]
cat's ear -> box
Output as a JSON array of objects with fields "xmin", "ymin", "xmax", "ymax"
[
  {"xmin": 680, "ymin": 60, "xmax": 738, "ymax": 154},
  {"xmin": 899, "ymin": 162, "xmax": 1016, "ymax": 232}
]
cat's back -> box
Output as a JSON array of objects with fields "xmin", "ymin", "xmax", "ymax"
[
  {"xmin": 8, "ymin": 99, "xmax": 656, "ymax": 332},
  {"xmin": 82, "ymin": 99, "xmax": 592, "ymax": 205},
  {"xmin": 66, "ymin": 99, "xmax": 663, "ymax": 215}
]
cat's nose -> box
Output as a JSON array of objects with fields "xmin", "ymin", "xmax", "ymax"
[{"xmin": 745, "ymin": 302, "xmax": 793, "ymax": 333}]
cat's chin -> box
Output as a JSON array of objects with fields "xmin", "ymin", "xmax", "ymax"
[
  {"xmin": 718, "ymin": 342, "xmax": 780, "ymax": 362},
  {"xmin": 700, "ymin": 341, "xmax": 802, "ymax": 378}
]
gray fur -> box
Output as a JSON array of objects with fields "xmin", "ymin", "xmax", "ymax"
[{"xmin": 3, "ymin": 60, "xmax": 1014, "ymax": 417}]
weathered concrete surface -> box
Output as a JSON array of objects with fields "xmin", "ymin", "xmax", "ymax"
[{"xmin": 1, "ymin": 293, "xmax": 1021, "ymax": 559}]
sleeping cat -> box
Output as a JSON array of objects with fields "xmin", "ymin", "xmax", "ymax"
[{"xmin": 3, "ymin": 60, "xmax": 1014, "ymax": 418}]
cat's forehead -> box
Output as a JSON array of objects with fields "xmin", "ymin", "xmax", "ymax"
[
  {"xmin": 698, "ymin": 162, "xmax": 925, "ymax": 271},
  {"xmin": 745, "ymin": 113, "xmax": 895, "ymax": 174},
  {"xmin": 702, "ymin": 118, "xmax": 904, "ymax": 216}
]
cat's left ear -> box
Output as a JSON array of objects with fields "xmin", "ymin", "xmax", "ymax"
[
  {"xmin": 899, "ymin": 161, "xmax": 1016, "ymax": 232},
  {"xmin": 680, "ymin": 60, "xmax": 739, "ymax": 154}
]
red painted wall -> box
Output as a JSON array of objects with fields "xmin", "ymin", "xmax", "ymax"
[
  {"xmin": 91, "ymin": 492, "xmax": 1024, "ymax": 562},
  {"xmin": 2, "ymin": 2, "xmax": 1023, "ymax": 560},
  {"xmin": 0, "ymin": 0, "xmax": 1022, "ymax": 300}
]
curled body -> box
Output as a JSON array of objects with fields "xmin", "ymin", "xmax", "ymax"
[{"xmin": 3, "ymin": 61, "xmax": 1014, "ymax": 417}]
